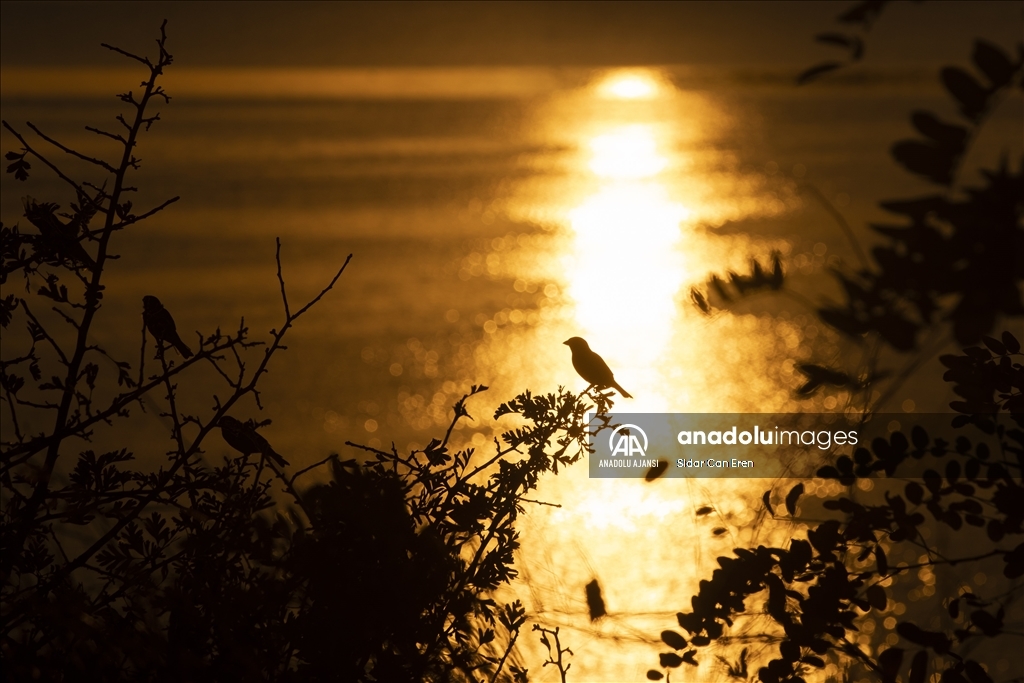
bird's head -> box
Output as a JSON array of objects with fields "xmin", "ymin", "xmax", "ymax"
[
  {"xmin": 563, "ymin": 337, "xmax": 590, "ymax": 351},
  {"xmin": 142, "ymin": 295, "xmax": 162, "ymax": 312},
  {"xmin": 219, "ymin": 416, "xmax": 242, "ymax": 430}
]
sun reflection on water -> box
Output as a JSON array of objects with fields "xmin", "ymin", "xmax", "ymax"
[
  {"xmin": 597, "ymin": 70, "xmax": 668, "ymax": 100},
  {"xmin": 485, "ymin": 67, "xmax": 804, "ymax": 681},
  {"xmin": 568, "ymin": 123, "xmax": 691, "ymax": 410},
  {"xmin": 587, "ymin": 126, "xmax": 667, "ymax": 179}
]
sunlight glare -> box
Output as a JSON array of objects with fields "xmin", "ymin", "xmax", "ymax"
[
  {"xmin": 598, "ymin": 71, "xmax": 663, "ymax": 100},
  {"xmin": 567, "ymin": 121, "xmax": 691, "ymax": 408},
  {"xmin": 588, "ymin": 126, "xmax": 666, "ymax": 179}
]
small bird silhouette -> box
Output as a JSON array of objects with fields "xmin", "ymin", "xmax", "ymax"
[
  {"xmin": 23, "ymin": 196, "xmax": 96, "ymax": 270},
  {"xmin": 563, "ymin": 337, "xmax": 632, "ymax": 398},
  {"xmin": 143, "ymin": 296, "xmax": 194, "ymax": 358},
  {"xmin": 219, "ymin": 416, "xmax": 289, "ymax": 467}
]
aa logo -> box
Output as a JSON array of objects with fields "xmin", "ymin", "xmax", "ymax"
[{"xmin": 608, "ymin": 424, "xmax": 648, "ymax": 457}]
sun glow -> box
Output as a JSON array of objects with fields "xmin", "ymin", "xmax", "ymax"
[
  {"xmin": 588, "ymin": 126, "xmax": 666, "ymax": 179},
  {"xmin": 567, "ymin": 119, "xmax": 691, "ymax": 409},
  {"xmin": 598, "ymin": 71, "xmax": 663, "ymax": 100}
]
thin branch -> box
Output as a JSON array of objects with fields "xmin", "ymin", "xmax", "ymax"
[
  {"xmin": 800, "ymin": 183, "xmax": 870, "ymax": 270},
  {"xmin": 25, "ymin": 122, "xmax": 116, "ymax": 173},
  {"xmin": 289, "ymin": 252, "xmax": 352, "ymax": 322},
  {"xmin": 114, "ymin": 196, "xmax": 179, "ymax": 228},
  {"xmin": 289, "ymin": 454, "xmax": 337, "ymax": 486},
  {"xmin": 84, "ymin": 126, "xmax": 127, "ymax": 144},
  {"xmin": 1, "ymin": 121, "xmax": 94, "ymax": 199},
  {"xmin": 99, "ymin": 43, "xmax": 150, "ymax": 67},
  {"xmin": 520, "ymin": 497, "xmax": 561, "ymax": 508},
  {"xmin": 20, "ymin": 300, "xmax": 69, "ymax": 366},
  {"xmin": 276, "ymin": 238, "xmax": 290, "ymax": 319}
]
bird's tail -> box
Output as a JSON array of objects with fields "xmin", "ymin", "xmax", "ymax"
[
  {"xmin": 174, "ymin": 340, "xmax": 194, "ymax": 359},
  {"xmin": 613, "ymin": 382, "xmax": 633, "ymax": 399},
  {"xmin": 265, "ymin": 449, "xmax": 289, "ymax": 468}
]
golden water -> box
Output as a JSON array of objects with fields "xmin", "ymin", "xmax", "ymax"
[
  {"xmin": 460, "ymin": 69, "xmax": 822, "ymax": 681},
  {"xmin": 6, "ymin": 62, "xmax": 1010, "ymax": 682}
]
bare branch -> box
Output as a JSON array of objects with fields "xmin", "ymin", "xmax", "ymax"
[
  {"xmin": 2, "ymin": 121, "xmax": 95, "ymax": 199},
  {"xmin": 25, "ymin": 122, "xmax": 116, "ymax": 173}
]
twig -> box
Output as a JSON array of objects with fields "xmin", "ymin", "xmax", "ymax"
[
  {"xmin": 289, "ymin": 454, "xmax": 338, "ymax": 486},
  {"xmin": 1, "ymin": 121, "xmax": 94, "ymax": 199},
  {"xmin": 25, "ymin": 122, "xmax": 116, "ymax": 173},
  {"xmin": 799, "ymin": 183, "xmax": 870, "ymax": 270}
]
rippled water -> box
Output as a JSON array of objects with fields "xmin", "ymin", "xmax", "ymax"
[{"xmin": 1, "ymin": 64, "xmax": 1020, "ymax": 680}]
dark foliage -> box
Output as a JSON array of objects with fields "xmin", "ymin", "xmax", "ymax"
[
  {"xmin": 820, "ymin": 40, "xmax": 1024, "ymax": 349},
  {"xmin": 1, "ymin": 24, "xmax": 603, "ymax": 682},
  {"xmin": 657, "ymin": 11, "xmax": 1024, "ymax": 683},
  {"xmin": 652, "ymin": 336, "xmax": 1021, "ymax": 683}
]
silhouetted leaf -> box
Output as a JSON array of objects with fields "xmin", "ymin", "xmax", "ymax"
[
  {"xmin": 763, "ymin": 491, "xmax": 775, "ymax": 517},
  {"xmin": 908, "ymin": 650, "xmax": 929, "ymax": 683},
  {"xmin": 941, "ymin": 67, "xmax": 989, "ymax": 122},
  {"xmin": 879, "ymin": 647, "xmax": 904, "ymax": 683},
  {"xmin": 798, "ymin": 61, "xmax": 843, "ymax": 85},
  {"xmin": 905, "ymin": 482, "xmax": 924, "ymax": 505},
  {"xmin": 1004, "ymin": 541, "xmax": 1024, "ymax": 578},
  {"xmin": 785, "ymin": 483, "xmax": 804, "ymax": 515},
  {"xmin": 981, "ymin": 335, "xmax": 1006, "ymax": 355},
  {"xmin": 911, "ymin": 425, "xmax": 929, "ymax": 450},
  {"xmin": 645, "ymin": 459, "xmax": 669, "ymax": 482},
  {"xmin": 691, "ymin": 288, "xmax": 711, "ymax": 314},
  {"xmin": 661, "ymin": 630, "xmax": 688, "ymax": 650},
  {"xmin": 963, "ymin": 660, "xmax": 994, "ymax": 683},
  {"xmin": 969, "ymin": 609, "xmax": 1002, "ymax": 636},
  {"xmin": 647, "ymin": 671, "xmax": 664, "ymax": 681},
  {"xmin": 972, "ymin": 40, "xmax": 1015, "ymax": 88},
  {"xmin": 660, "ymin": 652, "xmax": 683, "ymax": 668},
  {"xmin": 838, "ymin": 0, "xmax": 890, "ymax": 26},
  {"xmin": 796, "ymin": 364, "xmax": 850, "ymax": 395},
  {"xmin": 585, "ymin": 579, "xmax": 607, "ymax": 620},
  {"xmin": 896, "ymin": 622, "xmax": 950, "ymax": 653},
  {"xmin": 867, "ymin": 584, "xmax": 887, "ymax": 610},
  {"xmin": 945, "ymin": 459, "xmax": 961, "ymax": 485},
  {"xmin": 712, "ymin": 527, "xmax": 727, "ymax": 536},
  {"xmin": 1002, "ymin": 331, "xmax": 1020, "ymax": 353},
  {"xmin": 891, "ymin": 140, "xmax": 954, "ymax": 185},
  {"xmin": 808, "ymin": 520, "xmax": 842, "ymax": 555},
  {"xmin": 769, "ymin": 251, "xmax": 784, "ymax": 289},
  {"xmin": 911, "ymin": 111, "xmax": 969, "ymax": 151},
  {"xmin": 875, "ymin": 545, "xmax": 888, "ymax": 575},
  {"xmin": 695, "ymin": 506, "xmax": 714, "ymax": 516}
]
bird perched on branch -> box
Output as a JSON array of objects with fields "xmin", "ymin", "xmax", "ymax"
[
  {"xmin": 23, "ymin": 196, "xmax": 97, "ymax": 270},
  {"xmin": 563, "ymin": 337, "xmax": 632, "ymax": 398},
  {"xmin": 143, "ymin": 295, "xmax": 194, "ymax": 358},
  {"xmin": 219, "ymin": 416, "xmax": 289, "ymax": 467}
]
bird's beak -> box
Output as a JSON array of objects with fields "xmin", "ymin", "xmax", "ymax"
[{"xmin": 563, "ymin": 340, "xmax": 569, "ymax": 345}]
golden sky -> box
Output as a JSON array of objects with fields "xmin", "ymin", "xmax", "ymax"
[{"xmin": 1, "ymin": 1, "xmax": 1020, "ymax": 68}]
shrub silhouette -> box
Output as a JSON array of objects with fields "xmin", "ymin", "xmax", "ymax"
[
  {"xmin": 655, "ymin": 6, "xmax": 1023, "ymax": 683},
  {"xmin": 0, "ymin": 23, "xmax": 609, "ymax": 682}
]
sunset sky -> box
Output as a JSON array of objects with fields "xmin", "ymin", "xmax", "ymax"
[
  {"xmin": 2, "ymin": 1, "xmax": 1020, "ymax": 69},
  {"xmin": 2, "ymin": 3, "xmax": 1021, "ymax": 681}
]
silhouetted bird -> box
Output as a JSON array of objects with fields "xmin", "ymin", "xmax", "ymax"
[
  {"xmin": 219, "ymin": 416, "xmax": 289, "ymax": 467},
  {"xmin": 584, "ymin": 578, "xmax": 607, "ymax": 621},
  {"xmin": 23, "ymin": 196, "xmax": 96, "ymax": 270},
  {"xmin": 143, "ymin": 295, "xmax": 194, "ymax": 358},
  {"xmin": 563, "ymin": 337, "xmax": 632, "ymax": 398}
]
